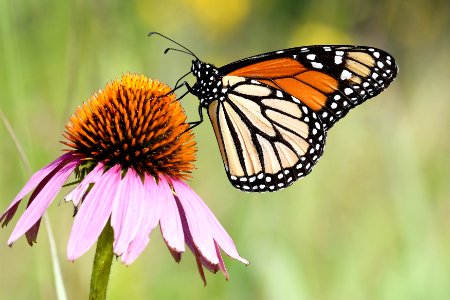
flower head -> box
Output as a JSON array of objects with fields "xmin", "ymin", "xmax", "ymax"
[{"xmin": 1, "ymin": 74, "xmax": 247, "ymax": 283}]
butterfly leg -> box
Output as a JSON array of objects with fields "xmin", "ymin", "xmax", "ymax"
[
  {"xmin": 169, "ymin": 81, "xmax": 193, "ymax": 103},
  {"xmin": 173, "ymin": 70, "xmax": 192, "ymax": 90},
  {"xmin": 172, "ymin": 81, "xmax": 204, "ymax": 131},
  {"xmin": 163, "ymin": 81, "xmax": 191, "ymax": 105},
  {"xmin": 162, "ymin": 82, "xmax": 186, "ymax": 98},
  {"xmin": 187, "ymin": 105, "xmax": 204, "ymax": 130}
]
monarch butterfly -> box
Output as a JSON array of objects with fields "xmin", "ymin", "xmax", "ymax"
[{"xmin": 149, "ymin": 33, "xmax": 398, "ymax": 192}]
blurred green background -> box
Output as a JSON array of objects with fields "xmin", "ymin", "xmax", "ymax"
[{"xmin": 1, "ymin": 0, "xmax": 449, "ymax": 299}]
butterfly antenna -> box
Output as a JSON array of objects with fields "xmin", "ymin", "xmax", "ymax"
[
  {"xmin": 148, "ymin": 32, "xmax": 199, "ymax": 60},
  {"xmin": 164, "ymin": 47, "xmax": 196, "ymax": 58}
]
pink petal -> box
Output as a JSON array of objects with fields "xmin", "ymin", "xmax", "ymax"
[
  {"xmin": 121, "ymin": 174, "xmax": 163, "ymax": 265},
  {"xmin": 1, "ymin": 153, "xmax": 75, "ymax": 225},
  {"xmin": 171, "ymin": 178, "xmax": 249, "ymax": 265},
  {"xmin": 7, "ymin": 159, "xmax": 79, "ymax": 245},
  {"xmin": 64, "ymin": 162, "xmax": 105, "ymax": 206},
  {"xmin": 112, "ymin": 169, "xmax": 145, "ymax": 256},
  {"xmin": 177, "ymin": 200, "xmax": 218, "ymax": 285},
  {"xmin": 170, "ymin": 178, "xmax": 218, "ymax": 264},
  {"xmin": 158, "ymin": 175, "xmax": 185, "ymax": 254},
  {"xmin": 175, "ymin": 196, "xmax": 219, "ymax": 274},
  {"xmin": 67, "ymin": 165, "xmax": 121, "ymax": 260},
  {"xmin": 121, "ymin": 233, "xmax": 149, "ymax": 265}
]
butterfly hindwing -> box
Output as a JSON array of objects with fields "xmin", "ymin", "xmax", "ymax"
[
  {"xmin": 207, "ymin": 78, "xmax": 326, "ymax": 192},
  {"xmin": 219, "ymin": 45, "xmax": 398, "ymax": 130}
]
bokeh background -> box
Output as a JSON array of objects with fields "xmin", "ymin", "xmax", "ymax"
[{"xmin": 1, "ymin": 0, "xmax": 449, "ymax": 299}]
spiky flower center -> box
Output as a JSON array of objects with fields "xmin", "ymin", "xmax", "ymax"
[{"xmin": 63, "ymin": 74, "xmax": 196, "ymax": 179}]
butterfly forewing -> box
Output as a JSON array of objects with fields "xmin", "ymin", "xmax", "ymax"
[{"xmin": 207, "ymin": 79, "xmax": 326, "ymax": 192}]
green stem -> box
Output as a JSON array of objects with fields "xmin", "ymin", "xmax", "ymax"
[{"xmin": 89, "ymin": 223, "xmax": 114, "ymax": 300}]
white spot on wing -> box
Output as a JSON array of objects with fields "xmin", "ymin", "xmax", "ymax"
[
  {"xmin": 340, "ymin": 70, "xmax": 352, "ymax": 80},
  {"xmin": 307, "ymin": 54, "xmax": 316, "ymax": 60},
  {"xmin": 344, "ymin": 88, "xmax": 353, "ymax": 95},
  {"xmin": 311, "ymin": 62, "xmax": 323, "ymax": 69}
]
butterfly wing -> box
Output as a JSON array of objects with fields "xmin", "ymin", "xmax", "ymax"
[
  {"xmin": 207, "ymin": 79, "xmax": 326, "ymax": 192},
  {"xmin": 219, "ymin": 45, "xmax": 398, "ymax": 130}
]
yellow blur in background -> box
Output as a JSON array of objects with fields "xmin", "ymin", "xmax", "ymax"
[{"xmin": 1, "ymin": 0, "xmax": 450, "ymax": 299}]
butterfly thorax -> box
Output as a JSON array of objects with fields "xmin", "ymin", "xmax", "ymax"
[{"xmin": 191, "ymin": 60, "xmax": 224, "ymax": 107}]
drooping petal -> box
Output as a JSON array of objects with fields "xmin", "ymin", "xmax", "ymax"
[
  {"xmin": 170, "ymin": 178, "xmax": 218, "ymax": 264},
  {"xmin": 121, "ymin": 174, "xmax": 163, "ymax": 265},
  {"xmin": 158, "ymin": 175, "xmax": 185, "ymax": 255},
  {"xmin": 112, "ymin": 169, "xmax": 145, "ymax": 256},
  {"xmin": 175, "ymin": 197, "xmax": 214, "ymax": 286},
  {"xmin": 67, "ymin": 165, "xmax": 121, "ymax": 260},
  {"xmin": 7, "ymin": 158, "xmax": 80, "ymax": 245},
  {"xmin": 64, "ymin": 162, "xmax": 105, "ymax": 206},
  {"xmin": 1, "ymin": 153, "xmax": 76, "ymax": 226},
  {"xmin": 171, "ymin": 178, "xmax": 249, "ymax": 265},
  {"xmin": 175, "ymin": 195, "xmax": 220, "ymax": 273}
]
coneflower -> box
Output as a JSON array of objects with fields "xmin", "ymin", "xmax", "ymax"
[{"xmin": 1, "ymin": 74, "xmax": 248, "ymax": 290}]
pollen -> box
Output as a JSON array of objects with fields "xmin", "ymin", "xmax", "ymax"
[{"xmin": 63, "ymin": 74, "xmax": 196, "ymax": 180}]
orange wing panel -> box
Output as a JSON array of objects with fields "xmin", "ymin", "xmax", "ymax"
[
  {"xmin": 274, "ymin": 78, "xmax": 327, "ymax": 111},
  {"xmin": 295, "ymin": 71, "xmax": 338, "ymax": 93},
  {"xmin": 228, "ymin": 58, "xmax": 307, "ymax": 78}
]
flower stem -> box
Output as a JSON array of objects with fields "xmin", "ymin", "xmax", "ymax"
[{"xmin": 89, "ymin": 223, "xmax": 114, "ymax": 300}]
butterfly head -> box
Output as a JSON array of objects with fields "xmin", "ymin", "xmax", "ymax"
[{"xmin": 191, "ymin": 60, "xmax": 223, "ymax": 107}]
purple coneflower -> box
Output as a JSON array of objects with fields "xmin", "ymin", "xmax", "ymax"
[{"xmin": 1, "ymin": 74, "xmax": 248, "ymax": 284}]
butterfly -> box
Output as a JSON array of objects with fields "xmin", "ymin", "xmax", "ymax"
[{"xmin": 149, "ymin": 33, "xmax": 398, "ymax": 192}]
